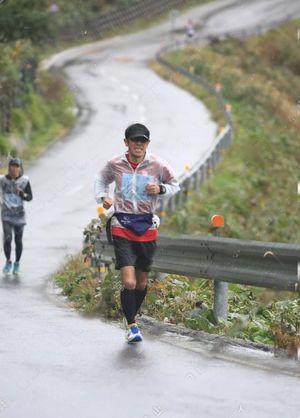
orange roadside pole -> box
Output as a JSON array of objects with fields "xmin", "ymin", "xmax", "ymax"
[
  {"xmin": 95, "ymin": 205, "xmax": 109, "ymax": 279},
  {"xmin": 210, "ymin": 215, "xmax": 228, "ymax": 322}
]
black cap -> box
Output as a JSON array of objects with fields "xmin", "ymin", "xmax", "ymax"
[
  {"xmin": 9, "ymin": 158, "xmax": 22, "ymax": 167},
  {"xmin": 125, "ymin": 123, "xmax": 150, "ymax": 141}
]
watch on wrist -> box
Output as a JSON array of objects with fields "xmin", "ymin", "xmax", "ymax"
[{"xmin": 159, "ymin": 185, "xmax": 166, "ymax": 195}]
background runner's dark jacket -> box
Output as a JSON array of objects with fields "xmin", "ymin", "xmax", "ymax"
[{"xmin": 0, "ymin": 174, "xmax": 33, "ymax": 225}]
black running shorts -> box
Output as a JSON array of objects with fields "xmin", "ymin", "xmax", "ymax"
[{"xmin": 113, "ymin": 236, "xmax": 157, "ymax": 272}]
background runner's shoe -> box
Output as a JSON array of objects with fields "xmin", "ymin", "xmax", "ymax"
[
  {"xmin": 13, "ymin": 262, "xmax": 20, "ymax": 275},
  {"xmin": 126, "ymin": 323, "xmax": 142, "ymax": 343},
  {"xmin": 3, "ymin": 261, "xmax": 12, "ymax": 274}
]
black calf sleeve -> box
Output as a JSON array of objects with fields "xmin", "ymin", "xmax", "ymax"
[
  {"xmin": 135, "ymin": 286, "xmax": 148, "ymax": 316},
  {"xmin": 120, "ymin": 288, "xmax": 136, "ymax": 325}
]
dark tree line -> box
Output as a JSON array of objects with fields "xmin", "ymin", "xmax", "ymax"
[{"xmin": 0, "ymin": 0, "xmax": 141, "ymax": 43}]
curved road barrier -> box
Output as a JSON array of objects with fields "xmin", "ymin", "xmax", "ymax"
[{"xmin": 93, "ymin": 234, "xmax": 300, "ymax": 322}]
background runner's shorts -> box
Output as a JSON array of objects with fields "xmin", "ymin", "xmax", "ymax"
[{"xmin": 113, "ymin": 236, "xmax": 157, "ymax": 272}]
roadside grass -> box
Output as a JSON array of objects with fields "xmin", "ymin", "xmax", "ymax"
[
  {"xmin": 54, "ymin": 255, "xmax": 299, "ymax": 351},
  {"xmin": 0, "ymin": 66, "xmax": 76, "ymax": 165}
]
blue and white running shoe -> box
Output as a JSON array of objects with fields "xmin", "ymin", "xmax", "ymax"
[{"xmin": 126, "ymin": 323, "xmax": 143, "ymax": 343}]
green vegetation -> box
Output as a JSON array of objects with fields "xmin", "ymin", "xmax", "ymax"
[
  {"xmin": 0, "ymin": 0, "xmax": 206, "ymax": 44},
  {"xmin": 13, "ymin": 71, "xmax": 76, "ymax": 159},
  {"xmin": 153, "ymin": 20, "xmax": 300, "ymax": 244},
  {"xmin": 54, "ymin": 258, "xmax": 299, "ymax": 353},
  {"xmin": 0, "ymin": 40, "xmax": 76, "ymax": 163},
  {"xmin": 0, "ymin": 0, "xmax": 139, "ymax": 42}
]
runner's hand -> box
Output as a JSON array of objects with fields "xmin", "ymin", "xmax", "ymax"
[
  {"xmin": 102, "ymin": 197, "xmax": 113, "ymax": 209},
  {"xmin": 146, "ymin": 182, "xmax": 160, "ymax": 195},
  {"xmin": 17, "ymin": 188, "xmax": 25, "ymax": 198}
]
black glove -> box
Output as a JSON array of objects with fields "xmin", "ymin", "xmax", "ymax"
[{"xmin": 17, "ymin": 188, "xmax": 25, "ymax": 199}]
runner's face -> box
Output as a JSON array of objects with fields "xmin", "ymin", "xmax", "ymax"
[
  {"xmin": 125, "ymin": 137, "xmax": 149, "ymax": 160},
  {"xmin": 9, "ymin": 165, "xmax": 21, "ymax": 178}
]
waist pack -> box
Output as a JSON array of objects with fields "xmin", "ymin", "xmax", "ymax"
[{"xmin": 114, "ymin": 212, "xmax": 153, "ymax": 236}]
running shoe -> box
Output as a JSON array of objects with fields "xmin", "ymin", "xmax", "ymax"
[
  {"xmin": 3, "ymin": 261, "xmax": 12, "ymax": 274},
  {"xmin": 13, "ymin": 262, "xmax": 20, "ymax": 275},
  {"xmin": 126, "ymin": 323, "xmax": 143, "ymax": 343}
]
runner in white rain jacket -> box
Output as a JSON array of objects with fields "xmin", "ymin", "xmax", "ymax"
[{"xmin": 94, "ymin": 123, "xmax": 179, "ymax": 343}]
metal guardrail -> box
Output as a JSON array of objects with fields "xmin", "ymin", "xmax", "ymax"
[
  {"xmin": 93, "ymin": 234, "xmax": 300, "ymax": 321},
  {"xmin": 96, "ymin": 235, "xmax": 300, "ymax": 292}
]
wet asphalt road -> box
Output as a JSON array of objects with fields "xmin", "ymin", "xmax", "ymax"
[{"xmin": 1, "ymin": 1, "xmax": 300, "ymax": 417}]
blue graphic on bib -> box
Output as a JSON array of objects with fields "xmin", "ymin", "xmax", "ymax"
[
  {"xmin": 122, "ymin": 174, "xmax": 154, "ymax": 202},
  {"xmin": 3, "ymin": 193, "xmax": 22, "ymax": 209}
]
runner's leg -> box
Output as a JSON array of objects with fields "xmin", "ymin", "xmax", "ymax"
[
  {"xmin": 14, "ymin": 225, "xmax": 24, "ymax": 262},
  {"xmin": 134, "ymin": 240, "xmax": 156, "ymax": 316},
  {"xmin": 120, "ymin": 266, "xmax": 137, "ymax": 325},
  {"xmin": 2, "ymin": 221, "xmax": 12, "ymax": 261}
]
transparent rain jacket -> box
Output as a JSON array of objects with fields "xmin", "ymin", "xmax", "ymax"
[{"xmin": 94, "ymin": 152, "xmax": 180, "ymax": 214}]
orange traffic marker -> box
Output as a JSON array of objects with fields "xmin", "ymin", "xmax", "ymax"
[{"xmin": 211, "ymin": 214, "xmax": 224, "ymax": 228}]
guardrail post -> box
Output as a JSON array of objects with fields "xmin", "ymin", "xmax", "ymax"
[
  {"xmin": 214, "ymin": 144, "xmax": 221, "ymax": 165},
  {"xmin": 177, "ymin": 187, "xmax": 184, "ymax": 206},
  {"xmin": 91, "ymin": 257, "xmax": 108, "ymax": 280},
  {"xmin": 194, "ymin": 170, "xmax": 200, "ymax": 189},
  {"xmin": 205, "ymin": 159, "xmax": 211, "ymax": 179},
  {"xmin": 96, "ymin": 261, "xmax": 109, "ymax": 280},
  {"xmin": 169, "ymin": 9, "xmax": 179, "ymax": 42},
  {"xmin": 169, "ymin": 194, "xmax": 176, "ymax": 212},
  {"xmin": 213, "ymin": 280, "xmax": 228, "ymax": 322},
  {"xmin": 211, "ymin": 215, "xmax": 228, "ymax": 323}
]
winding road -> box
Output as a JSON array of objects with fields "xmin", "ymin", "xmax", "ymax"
[{"xmin": 1, "ymin": 0, "xmax": 300, "ymax": 417}]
